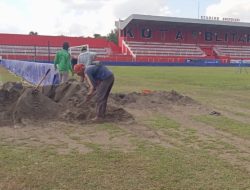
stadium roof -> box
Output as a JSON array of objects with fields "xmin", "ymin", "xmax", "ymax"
[{"xmin": 116, "ymin": 14, "xmax": 250, "ymax": 30}]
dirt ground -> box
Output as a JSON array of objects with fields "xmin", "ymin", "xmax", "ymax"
[{"xmin": 0, "ymin": 80, "xmax": 249, "ymax": 173}]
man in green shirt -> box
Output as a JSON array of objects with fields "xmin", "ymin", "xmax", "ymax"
[{"xmin": 54, "ymin": 42, "xmax": 73, "ymax": 83}]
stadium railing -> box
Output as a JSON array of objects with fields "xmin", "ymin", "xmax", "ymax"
[{"xmin": 0, "ymin": 45, "xmax": 110, "ymax": 62}]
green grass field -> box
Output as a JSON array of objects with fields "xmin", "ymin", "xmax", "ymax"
[
  {"xmin": 0, "ymin": 65, "xmax": 250, "ymax": 189},
  {"xmin": 0, "ymin": 66, "xmax": 21, "ymax": 83}
]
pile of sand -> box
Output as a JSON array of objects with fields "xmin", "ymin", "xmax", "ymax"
[
  {"xmin": 0, "ymin": 80, "xmax": 134, "ymax": 127},
  {"xmin": 42, "ymin": 79, "xmax": 134, "ymax": 123},
  {"xmin": 110, "ymin": 90, "xmax": 196, "ymax": 109},
  {"xmin": 0, "ymin": 82, "xmax": 24, "ymax": 126},
  {"xmin": 13, "ymin": 88, "xmax": 61, "ymax": 125},
  {"xmin": 0, "ymin": 80, "xmax": 197, "ymax": 127}
]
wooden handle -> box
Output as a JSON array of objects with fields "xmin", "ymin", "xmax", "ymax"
[{"xmin": 34, "ymin": 68, "xmax": 51, "ymax": 90}]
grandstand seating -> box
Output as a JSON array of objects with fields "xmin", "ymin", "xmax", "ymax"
[
  {"xmin": 213, "ymin": 45, "xmax": 250, "ymax": 58},
  {"xmin": 0, "ymin": 44, "xmax": 110, "ymax": 62},
  {"xmin": 124, "ymin": 41, "xmax": 206, "ymax": 57},
  {"xmin": 2, "ymin": 33, "xmax": 250, "ymax": 63}
]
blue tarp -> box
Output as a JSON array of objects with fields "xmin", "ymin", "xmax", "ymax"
[{"xmin": 0, "ymin": 59, "xmax": 59, "ymax": 85}]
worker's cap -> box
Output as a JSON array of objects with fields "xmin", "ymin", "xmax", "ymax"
[{"xmin": 74, "ymin": 64, "xmax": 85, "ymax": 74}]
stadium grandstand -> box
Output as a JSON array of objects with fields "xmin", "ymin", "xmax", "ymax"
[
  {"xmin": 1, "ymin": 14, "xmax": 250, "ymax": 65},
  {"xmin": 116, "ymin": 14, "xmax": 250, "ymax": 64}
]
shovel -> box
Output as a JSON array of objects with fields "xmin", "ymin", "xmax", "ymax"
[{"xmin": 32, "ymin": 68, "xmax": 51, "ymax": 94}]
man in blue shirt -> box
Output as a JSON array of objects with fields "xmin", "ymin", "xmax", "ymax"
[{"xmin": 74, "ymin": 63, "xmax": 114, "ymax": 121}]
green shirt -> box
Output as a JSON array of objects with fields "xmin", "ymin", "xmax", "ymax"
[{"xmin": 54, "ymin": 49, "xmax": 72, "ymax": 72}]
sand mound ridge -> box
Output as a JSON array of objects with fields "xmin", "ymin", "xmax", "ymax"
[
  {"xmin": 0, "ymin": 80, "xmax": 197, "ymax": 127},
  {"xmin": 110, "ymin": 90, "xmax": 196, "ymax": 109}
]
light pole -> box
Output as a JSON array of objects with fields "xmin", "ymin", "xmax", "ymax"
[{"xmin": 197, "ymin": 0, "xmax": 200, "ymax": 19}]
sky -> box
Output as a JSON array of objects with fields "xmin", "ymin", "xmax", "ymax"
[{"xmin": 0, "ymin": 0, "xmax": 250, "ymax": 37}]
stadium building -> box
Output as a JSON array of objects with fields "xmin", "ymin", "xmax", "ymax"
[{"xmin": 1, "ymin": 14, "xmax": 250, "ymax": 65}]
